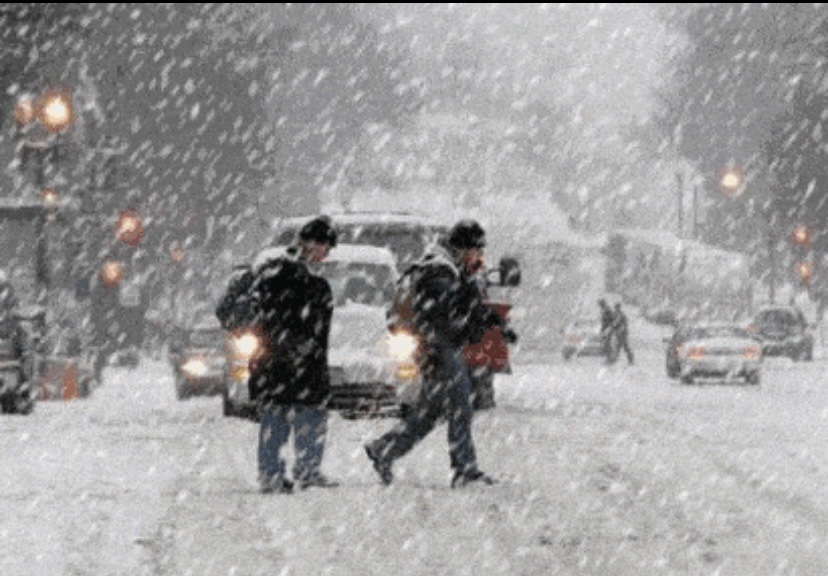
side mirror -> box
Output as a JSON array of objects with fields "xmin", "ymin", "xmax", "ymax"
[{"xmin": 498, "ymin": 256, "xmax": 521, "ymax": 287}]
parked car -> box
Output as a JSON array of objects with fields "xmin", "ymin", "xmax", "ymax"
[
  {"xmin": 746, "ymin": 305, "xmax": 814, "ymax": 361},
  {"xmin": 663, "ymin": 322, "xmax": 762, "ymax": 385},
  {"xmin": 35, "ymin": 332, "xmax": 98, "ymax": 401},
  {"xmin": 0, "ymin": 306, "xmax": 40, "ymax": 414},
  {"xmin": 221, "ymin": 244, "xmax": 420, "ymax": 419},
  {"xmin": 169, "ymin": 318, "xmax": 227, "ymax": 400},
  {"xmin": 561, "ymin": 318, "xmax": 605, "ymax": 360}
]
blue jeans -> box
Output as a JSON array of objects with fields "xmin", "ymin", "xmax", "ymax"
[
  {"xmin": 371, "ymin": 347, "xmax": 478, "ymax": 475},
  {"xmin": 258, "ymin": 405, "xmax": 328, "ymax": 483}
]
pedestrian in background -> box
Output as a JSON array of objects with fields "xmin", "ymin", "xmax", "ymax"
[
  {"xmin": 612, "ymin": 302, "xmax": 634, "ymax": 365},
  {"xmin": 598, "ymin": 298, "xmax": 616, "ymax": 364},
  {"xmin": 365, "ymin": 219, "xmax": 511, "ymax": 488},
  {"xmin": 246, "ymin": 216, "xmax": 339, "ymax": 494}
]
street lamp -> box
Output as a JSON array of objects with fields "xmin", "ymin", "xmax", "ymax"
[
  {"xmin": 14, "ymin": 89, "xmax": 74, "ymax": 189},
  {"xmin": 719, "ymin": 166, "xmax": 744, "ymax": 198},
  {"xmin": 115, "ymin": 209, "xmax": 144, "ymax": 247},
  {"xmin": 39, "ymin": 90, "xmax": 73, "ymax": 133}
]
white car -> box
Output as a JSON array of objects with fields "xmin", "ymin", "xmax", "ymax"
[
  {"xmin": 672, "ymin": 322, "xmax": 762, "ymax": 385},
  {"xmin": 222, "ymin": 244, "xmax": 420, "ymax": 419}
]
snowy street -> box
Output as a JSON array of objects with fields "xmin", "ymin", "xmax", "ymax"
[{"xmin": 2, "ymin": 315, "xmax": 827, "ymax": 576}]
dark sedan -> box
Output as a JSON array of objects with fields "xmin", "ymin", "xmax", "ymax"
[
  {"xmin": 746, "ymin": 305, "xmax": 814, "ymax": 361},
  {"xmin": 169, "ymin": 320, "xmax": 227, "ymax": 399}
]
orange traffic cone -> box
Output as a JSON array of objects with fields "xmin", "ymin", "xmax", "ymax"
[{"xmin": 62, "ymin": 361, "xmax": 78, "ymax": 401}]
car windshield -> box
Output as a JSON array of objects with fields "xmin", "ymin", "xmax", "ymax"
[
  {"xmin": 756, "ymin": 309, "xmax": 799, "ymax": 326},
  {"xmin": 687, "ymin": 326, "xmax": 751, "ymax": 340},
  {"xmin": 274, "ymin": 222, "xmax": 447, "ymax": 271},
  {"xmin": 322, "ymin": 261, "xmax": 395, "ymax": 307}
]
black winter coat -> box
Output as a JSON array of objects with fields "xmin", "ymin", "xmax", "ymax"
[
  {"xmin": 412, "ymin": 244, "xmax": 503, "ymax": 352},
  {"xmin": 248, "ymin": 254, "xmax": 333, "ymax": 407}
]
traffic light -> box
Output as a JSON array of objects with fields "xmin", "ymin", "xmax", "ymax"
[
  {"xmin": 100, "ymin": 260, "xmax": 124, "ymax": 288},
  {"xmin": 791, "ymin": 225, "xmax": 811, "ymax": 248},
  {"xmin": 796, "ymin": 261, "xmax": 813, "ymax": 286},
  {"xmin": 115, "ymin": 209, "xmax": 144, "ymax": 246}
]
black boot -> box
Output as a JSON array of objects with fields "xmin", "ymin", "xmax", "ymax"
[{"xmin": 451, "ymin": 469, "xmax": 496, "ymax": 489}]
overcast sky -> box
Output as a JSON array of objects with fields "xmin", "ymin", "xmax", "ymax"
[{"xmin": 359, "ymin": 4, "xmax": 679, "ymax": 131}]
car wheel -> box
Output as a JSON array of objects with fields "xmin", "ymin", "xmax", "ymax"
[
  {"xmin": 680, "ymin": 374, "xmax": 694, "ymax": 385},
  {"xmin": 175, "ymin": 381, "xmax": 188, "ymax": 400},
  {"xmin": 746, "ymin": 372, "xmax": 760, "ymax": 386},
  {"xmin": 562, "ymin": 350, "xmax": 573, "ymax": 361}
]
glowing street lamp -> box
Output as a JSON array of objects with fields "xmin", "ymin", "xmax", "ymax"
[
  {"xmin": 719, "ymin": 166, "xmax": 744, "ymax": 197},
  {"xmin": 38, "ymin": 90, "xmax": 73, "ymax": 133},
  {"xmin": 115, "ymin": 209, "xmax": 144, "ymax": 246},
  {"xmin": 41, "ymin": 187, "xmax": 59, "ymax": 207}
]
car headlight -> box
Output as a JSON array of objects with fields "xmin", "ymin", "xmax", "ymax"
[
  {"xmin": 182, "ymin": 358, "xmax": 207, "ymax": 377},
  {"xmin": 231, "ymin": 332, "xmax": 261, "ymax": 360},
  {"xmin": 387, "ymin": 330, "xmax": 418, "ymax": 362},
  {"xmin": 387, "ymin": 330, "xmax": 420, "ymax": 380}
]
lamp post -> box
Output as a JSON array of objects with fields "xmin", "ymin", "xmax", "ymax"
[{"xmin": 15, "ymin": 90, "xmax": 73, "ymax": 190}]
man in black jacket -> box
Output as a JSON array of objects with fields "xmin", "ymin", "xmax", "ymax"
[
  {"xmin": 364, "ymin": 219, "xmax": 509, "ymax": 488},
  {"xmin": 248, "ymin": 216, "xmax": 338, "ymax": 494}
]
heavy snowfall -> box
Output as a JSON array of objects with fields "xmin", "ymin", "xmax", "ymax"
[
  {"xmin": 2, "ymin": 3, "xmax": 828, "ymax": 575},
  {"xmin": 2, "ymin": 314, "xmax": 827, "ymax": 575}
]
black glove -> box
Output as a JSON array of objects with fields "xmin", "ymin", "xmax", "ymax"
[{"xmin": 501, "ymin": 327, "xmax": 518, "ymax": 344}]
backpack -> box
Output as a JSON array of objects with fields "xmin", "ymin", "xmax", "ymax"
[
  {"xmin": 216, "ymin": 266, "xmax": 259, "ymax": 331},
  {"xmin": 387, "ymin": 264, "xmax": 421, "ymax": 333}
]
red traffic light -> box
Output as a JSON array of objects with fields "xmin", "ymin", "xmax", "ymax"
[
  {"xmin": 795, "ymin": 261, "xmax": 813, "ymax": 285},
  {"xmin": 115, "ymin": 210, "xmax": 144, "ymax": 246},
  {"xmin": 791, "ymin": 225, "xmax": 811, "ymax": 247},
  {"xmin": 100, "ymin": 261, "xmax": 124, "ymax": 287}
]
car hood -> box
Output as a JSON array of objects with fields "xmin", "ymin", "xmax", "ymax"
[{"xmin": 329, "ymin": 302, "xmax": 396, "ymax": 384}]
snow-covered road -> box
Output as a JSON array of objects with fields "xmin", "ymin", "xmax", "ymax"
[{"xmin": 2, "ymin": 317, "xmax": 827, "ymax": 575}]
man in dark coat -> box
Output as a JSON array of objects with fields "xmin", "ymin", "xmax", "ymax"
[
  {"xmin": 364, "ymin": 219, "xmax": 509, "ymax": 488},
  {"xmin": 248, "ymin": 216, "xmax": 338, "ymax": 494}
]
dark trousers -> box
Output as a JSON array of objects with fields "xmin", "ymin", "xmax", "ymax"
[
  {"xmin": 617, "ymin": 333, "xmax": 634, "ymax": 364},
  {"xmin": 370, "ymin": 347, "xmax": 478, "ymax": 475}
]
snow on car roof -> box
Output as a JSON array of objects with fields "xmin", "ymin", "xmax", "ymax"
[
  {"xmin": 251, "ymin": 243, "xmax": 396, "ymax": 269},
  {"xmin": 271, "ymin": 211, "xmax": 451, "ymax": 232}
]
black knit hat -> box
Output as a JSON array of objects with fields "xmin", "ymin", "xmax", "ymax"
[
  {"xmin": 299, "ymin": 216, "xmax": 337, "ymax": 247},
  {"xmin": 448, "ymin": 219, "xmax": 486, "ymax": 250}
]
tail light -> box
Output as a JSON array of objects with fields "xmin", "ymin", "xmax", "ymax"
[
  {"xmin": 743, "ymin": 345, "xmax": 761, "ymax": 360},
  {"xmin": 683, "ymin": 345, "xmax": 705, "ymax": 360}
]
